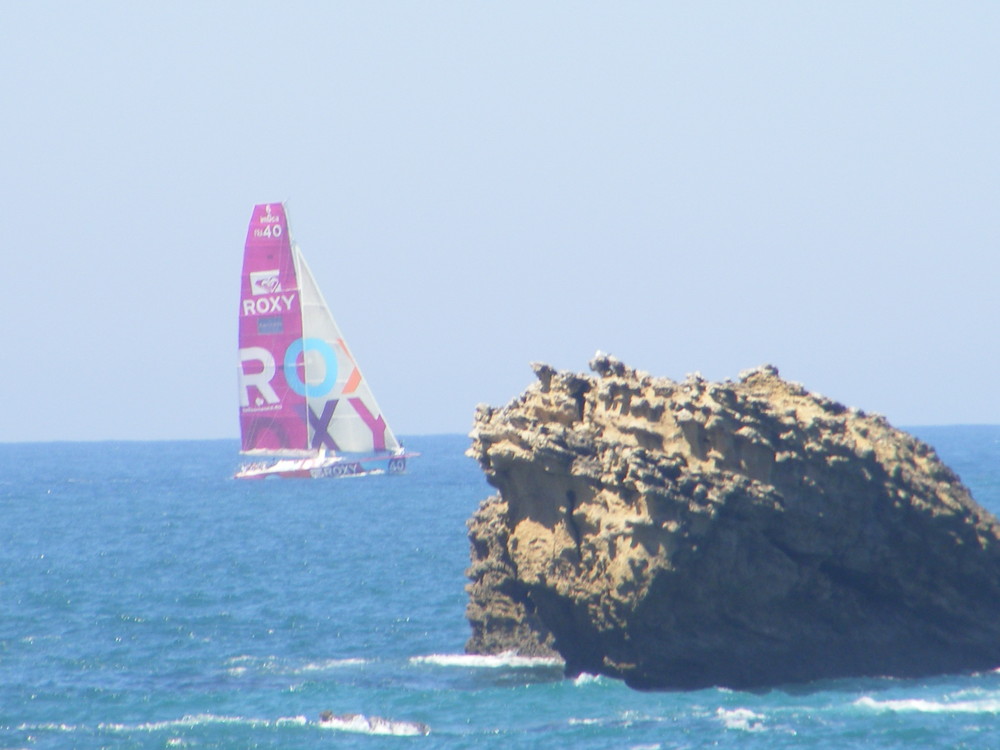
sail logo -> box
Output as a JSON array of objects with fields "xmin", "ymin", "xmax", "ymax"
[
  {"xmin": 253, "ymin": 206, "xmax": 284, "ymax": 238},
  {"xmin": 239, "ymin": 340, "xmax": 389, "ymax": 450},
  {"xmin": 239, "ymin": 338, "xmax": 338, "ymax": 406},
  {"xmin": 242, "ymin": 293, "xmax": 296, "ymax": 317},
  {"xmin": 250, "ymin": 269, "xmax": 281, "ymax": 295}
]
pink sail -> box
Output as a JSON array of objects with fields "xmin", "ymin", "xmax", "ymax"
[{"xmin": 237, "ymin": 203, "xmax": 307, "ymax": 453}]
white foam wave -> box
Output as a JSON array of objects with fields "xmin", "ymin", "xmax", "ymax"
[
  {"xmin": 121, "ymin": 714, "xmax": 307, "ymax": 731},
  {"xmin": 318, "ymin": 713, "xmax": 430, "ymax": 736},
  {"xmin": 224, "ymin": 654, "xmax": 277, "ymax": 677},
  {"xmin": 716, "ymin": 707, "xmax": 765, "ymax": 732},
  {"xmin": 855, "ymin": 695, "xmax": 1000, "ymax": 714},
  {"xmin": 16, "ymin": 722, "xmax": 80, "ymax": 732},
  {"xmin": 573, "ymin": 672, "xmax": 605, "ymax": 686},
  {"xmin": 224, "ymin": 654, "xmax": 367, "ymax": 677},
  {"xmin": 295, "ymin": 658, "xmax": 367, "ymax": 673},
  {"xmin": 225, "ymin": 654, "xmax": 262, "ymax": 664},
  {"xmin": 410, "ymin": 651, "xmax": 564, "ymax": 669},
  {"xmin": 20, "ymin": 715, "xmax": 309, "ymax": 733}
]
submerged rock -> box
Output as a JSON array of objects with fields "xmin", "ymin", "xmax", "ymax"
[{"xmin": 465, "ymin": 354, "xmax": 1000, "ymax": 689}]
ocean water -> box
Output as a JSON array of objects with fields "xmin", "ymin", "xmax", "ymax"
[{"xmin": 2, "ymin": 428, "xmax": 1000, "ymax": 749}]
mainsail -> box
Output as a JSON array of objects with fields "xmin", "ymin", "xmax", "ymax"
[{"xmin": 237, "ymin": 203, "xmax": 401, "ymax": 462}]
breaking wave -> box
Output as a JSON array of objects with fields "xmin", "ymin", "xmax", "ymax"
[
  {"xmin": 716, "ymin": 707, "xmax": 766, "ymax": 732},
  {"xmin": 293, "ymin": 658, "xmax": 368, "ymax": 673},
  {"xmin": 855, "ymin": 695, "xmax": 1000, "ymax": 714},
  {"xmin": 19, "ymin": 714, "xmax": 309, "ymax": 733},
  {"xmin": 224, "ymin": 654, "xmax": 367, "ymax": 676},
  {"xmin": 318, "ymin": 713, "xmax": 430, "ymax": 736},
  {"xmin": 410, "ymin": 651, "xmax": 564, "ymax": 668}
]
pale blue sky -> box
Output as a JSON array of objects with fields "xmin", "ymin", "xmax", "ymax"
[{"xmin": 3, "ymin": 3, "xmax": 998, "ymax": 441}]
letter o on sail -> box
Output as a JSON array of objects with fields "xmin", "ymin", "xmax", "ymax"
[{"xmin": 284, "ymin": 337, "xmax": 339, "ymax": 397}]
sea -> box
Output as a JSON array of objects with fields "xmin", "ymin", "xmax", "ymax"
[{"xmin": 2, "ymin": 427, "xmax": 1000, "ymax": 749}]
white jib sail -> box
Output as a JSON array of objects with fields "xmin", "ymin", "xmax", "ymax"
[{"xmin": 293, "ymin": 245, "xmax": 401, "ymax": 455}]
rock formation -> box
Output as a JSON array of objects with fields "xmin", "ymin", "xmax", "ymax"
[{"xmin": 465, "ymin": 354, "xmax": 1000, "ymax": 689}]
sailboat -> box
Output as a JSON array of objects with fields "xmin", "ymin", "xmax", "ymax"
[{"xmin": 235, "ymin": 203, "xmax": 416, "ymax": 479}]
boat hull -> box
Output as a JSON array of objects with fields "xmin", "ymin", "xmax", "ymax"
[{"xmin": 235, "ymin": 452, "xmax": 417, "ymax": 480}]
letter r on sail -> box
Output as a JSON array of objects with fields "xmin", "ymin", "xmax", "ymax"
[{"xmin": 239, "ymin": 346, "xmax": 279, "ymax": 406}]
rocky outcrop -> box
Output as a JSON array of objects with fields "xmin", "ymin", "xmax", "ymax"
[{"xmin": 465, "ymin": 354, "xmax": 1000, "ymax": 689}]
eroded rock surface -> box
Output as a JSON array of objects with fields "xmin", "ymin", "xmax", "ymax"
[{"xmin": 465, "ymin": 354, "xmax": 1000, "ymax": 689}]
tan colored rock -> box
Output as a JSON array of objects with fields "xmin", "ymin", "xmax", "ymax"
[{"xmin": 465, "ymin": 354, "xmax": 1000, "ymax": 689}]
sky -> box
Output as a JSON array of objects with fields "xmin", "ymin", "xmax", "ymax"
[{"xmin": 2, "ymin": 2, "xmax": 999, "ymax": 442}]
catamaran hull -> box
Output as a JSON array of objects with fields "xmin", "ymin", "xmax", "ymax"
[{"xmin": 235, "ymin": 452, "xmax": 416, "ymax": 480}]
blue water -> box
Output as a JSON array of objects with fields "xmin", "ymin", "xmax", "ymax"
[{"xmin": 2, "ymin": 428, "xmax": 1000, "ymax": 749}]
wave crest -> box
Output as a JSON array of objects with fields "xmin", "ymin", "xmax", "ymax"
[
  {"xmin": 319, "ymin": 712, "xmax": 429, "ymax": 736},
  {"xmin": 410, "ymin": 651, "xmax": 564, "ymax": 669},
  {"xmin": 856, "ymin": 695, "xmax": 1000, "ymax": 714},
  {"xmin": 20, "ymin": 715, "xmax": 309, "ymax": 733},
  {"xmin": 716, "ymin": 707, "xmax": 765, "ymax": 732}
]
